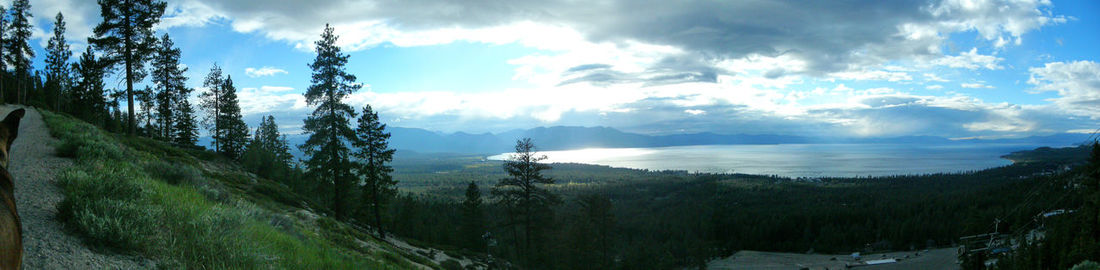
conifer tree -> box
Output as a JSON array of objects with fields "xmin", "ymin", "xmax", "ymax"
[
  {"xmin": 71, "ymin": 47, "xmax": 108, "ymax": 126},
  {"xmin": 575, "ymin": 194, "xmax": 615, "ymax": 269},
  {"xmin": 493, "ymin": 138, "xmax": 560, "ymax": 266},
  {"xmin": 253, "ymin": 115, "xmax": 292, "ymax": 164},
  {"xmin": 45, "ymin": 12, "xmax": 71, "ymax": 111},
  {"xmin": 462, "ymin": 181, "xmax": 486, "ymax": 250},
  {"xmin": 243, "ymin": 115, "xmax": 294, "ymax": 184},
  {"xmin": 301, "ymin": 24, "xmax": 361, "ymax": 221},
  {"xmin": 173, "ymin": 87, "xmax": 199, "ymax": 146},
  {"xmin": 151, "ymin": 33, "xmax": 187, "ymax": 140},
  {"xmin": 199, "ymin": 64, "xmax": 224, "ymax": 151},
  {"xmin": 90, "ymin": 0, "xmax": 166, "ymax": 135},
  {"xmin": 218, "ymin": 75, "xmax": 249, "ymax": 159},
  {"xmin": 6, "ymin": 0, "xmax": 32, "ymax": 104},
  {"xmin": 353, "ymin": 105, "xmax": 395, "ymax": 237},
  {"xmin": 136, "ymin": 86, "xmax": 155, "ymax": 136}
]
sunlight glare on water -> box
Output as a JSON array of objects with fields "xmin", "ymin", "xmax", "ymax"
[
  {"xmin": 487, "ymin": 147, "xmax": 657, "ymax": 163},
  {"xmin": 487, "ymin": 144, "xmax": 1039, "ymax": 178}
]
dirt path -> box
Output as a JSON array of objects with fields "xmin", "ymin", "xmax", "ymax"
[{"xmin": 8, "ymin": 106, "xmax": 152, "ymax": 269}]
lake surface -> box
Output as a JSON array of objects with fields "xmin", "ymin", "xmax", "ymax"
[{"xmin": 487, "ymin": 143, "xmax": 1043, "ymax": 178}]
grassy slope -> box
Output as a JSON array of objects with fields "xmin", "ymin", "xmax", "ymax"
[{"xmin": 41, "ymin": 110, "xmax": 436, "ymax": 269}]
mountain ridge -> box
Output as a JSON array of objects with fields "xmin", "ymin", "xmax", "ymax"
[{"xmin": 256, "ymin": 126, "xmax": 1095, "ymax": 156}]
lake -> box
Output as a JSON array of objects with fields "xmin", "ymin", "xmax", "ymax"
[{"xmin": 486, "ymin": 143, "xmax": 1044, "ymax": 178}]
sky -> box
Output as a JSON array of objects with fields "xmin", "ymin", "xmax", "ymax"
[{"xmin": 18, "ymin": 0, "xmax": 1100, "ymax": 139}]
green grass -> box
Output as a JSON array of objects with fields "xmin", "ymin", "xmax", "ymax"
[{"xmin": 42, "ymin": 110, "xmax": 410, "ymax": 269}]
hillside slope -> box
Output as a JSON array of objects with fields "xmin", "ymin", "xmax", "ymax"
[
  {"xmin": 8, "ymin": 106, "xmax": 150, "ymax": 269},
  {"xmin": 34, "ymin": 108, "xmax": 476, "ymax": 269}
]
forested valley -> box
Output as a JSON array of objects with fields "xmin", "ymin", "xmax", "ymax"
[{"xmin": 0, "ymin": 0, "xmax": 1096, "ymax": 269}]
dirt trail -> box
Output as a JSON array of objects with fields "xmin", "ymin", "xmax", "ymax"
[{"xmin": 8, "ymin": 106, "xmax": 151, "ymax": 269}]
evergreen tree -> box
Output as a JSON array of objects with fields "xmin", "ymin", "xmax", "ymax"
[
  {"xmin": 570, "ymin": 194, "xmax": 615, "ymax": 269},
  {"xmin": 253, "ymin": 115, "xmax": 292, "ymax": 164},
  {"xmin": 0, "ymin": 6, "xmax": 7, "ymax": 103},
  {"xmin": 242, "ymin": 115, "xmax": 294, "ymax": 185},
  {"xmin": 6, "ymin": 0, "xmax": 32, "ymax": 104},
  {"xmin": 45, "ymin": 12, "xmax": 72, "ymax": 111},
  {"xmin": 300, "ymin": 24, "xmax": 361, "ymax": 221},
  {"xmin": 353, "ymin": 105, "xmax": 396, "ymax": 237},
  {"xmin": 90, "ymin": 0, "xmax": 166, "ymax": 135},
  {"xmin": 151, "ymin": 33, "xmax": 187, "ymax": 140},
  {"xmin": 493, "ymin": 138, "xmax": 560, "ymax": 266},
  {"xmin": 218, "ymin": 75, "xmax": 249, "ymax": 159},
  {"xmin": 199, "ymin": 64, "xmax": 224, "ymax": 151},
  {"xmin": 136, "ymin": 86, "xmax": 156, "ymax": 136},
  {"xmin": 70, "ymin": 47, "xmax": 108, "ymax": 126},
  {"xmin": 461, "ymin": 181, "xmax": 486, "ymax": 250},
  {"xmin": 173, "ymin": 87, "xmax": 199, "ymax": 146}
]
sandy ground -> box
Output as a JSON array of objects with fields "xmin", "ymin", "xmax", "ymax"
[
  {"xmin": 707, "ymin": 247, "xmax": 960, "ymax": 270},
  {"xmin": 9, "ymin": 106, "xmax": 152, "ymax": 269}
]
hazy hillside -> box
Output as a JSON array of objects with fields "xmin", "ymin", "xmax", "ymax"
[{"xmin": 41, "ymin": 110, "xmax": 488, "ymax": 269}]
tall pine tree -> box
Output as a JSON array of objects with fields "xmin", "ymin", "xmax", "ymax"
[
  {"xmin": 493, "ymin": 138, "xmax": 560, "ymax": 266},
  {"xmin": 45, "ymin": 12, "xmax": 72, "ymax": 111},
  {"xmin": 151, "ymin": 33, "xmax": 187, "ymax": 140},
  {"xmin": 173, "ymin": 87, "xmax": 199, "ymax": 146},
  {"xmin": 462, "ymin": 181, "xmax": 486, "ymax": 250},
  {"xmin": 199, "ymin": 64, "xmax": 224, "ymax": 151},
  {"xmin": 301, "ymin": 24, "xmax": 361, "ymax": 221},
  {"xmin": 353, "ymin": 105, "xmax": 395, "ymax": 237},
  {"xmin": 242, "ymin": 115, "xmax": 293, "ymax": 182},
  {"xmin": 136, "ymin": 86, "xmax": 155, "ymax": 136},
  {"xmin": 6, "ymin": 0, "xmax": 32, "ymax": 104},
  {"xmin": 70, "ymin": 47, "xmax": 108, "ymax": 126},
  {"xmin": 90, "ymin": 0, "xmax": 166, "ymax": 135},
  {"xmin": 218, "ymin": 75, "xmax": 249, "ymax": 159},
  {"xmin": 253, "ymin": 115, "xmax": 292, "ymax": 164}
]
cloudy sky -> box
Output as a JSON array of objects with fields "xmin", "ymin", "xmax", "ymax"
[{"xmin": 21, "ymin": 0, "xmax": 1100, "ymax": 138}]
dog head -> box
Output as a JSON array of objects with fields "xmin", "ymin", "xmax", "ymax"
[{"xmin": 0, "ymin": 109, "xmax": 25, "ymax": 169}]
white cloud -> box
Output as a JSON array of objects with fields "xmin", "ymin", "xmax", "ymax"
[
  {"xmin": 926, "ymin": 0, "xmax": 1067, "ymax": 47},
  {"xmin": 160, "ymin": 0, "xmax": 225, "ymax": 29},
  {"xmin": 1067, "ymin": 128, "xmax": 1100, "ymax": 134},
  {"xmin": 244, "ymin": 66, "xmax": 288, "ymax": 77},
  {"xmin": 933, "ymin": 48, "xmax": 1003, "ymax": 70},
  {"xmin": 684, "ymin": 109, "xmax": 706, "ymax": 115},
  {"xmin": 828, "ymin": 70, "xmax": 912, "ymax": 82},
  {"xmin": 29, "ymin": 0, "xmax": 99, "ymax": 53},
  {"xmin": 235, "ymin": 86, "xmax": 305, "ymax": 116},
  {"xmin": 926, "ymin": 85, "xmax": 944, "ymax": 90},
  {"xmin": 172, "ymin": 0, "xmax": 1063, "ymax": 80},
  {"xmin": 923, "ymin": 73, "xmax": 950, "ymax": 82},
  {"xmin": 961, "ymin": 82, "xmax": 994, "ymax": 89},
  {"xmin": 1028, "ymin": 61, "xmax": 1100, "ymax": 117}
]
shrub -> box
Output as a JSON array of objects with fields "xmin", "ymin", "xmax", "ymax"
[
  {"xmin": 144, "ymin": 160, "xmax": 204, "ymax": 186},
  {"xmin": 1072, "ymin": 261, "xmax": 1100, "ymax": 270},
  {"xmin": 56, "ymin": 163, "xmax": 156, "ymax": 252},
  {"xmin": 441, "ymin": 259, "xmax": 463, "ymax": 270}
]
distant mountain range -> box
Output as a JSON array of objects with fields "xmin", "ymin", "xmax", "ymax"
[{"xmin": 256, "ymin": 126, "xmax": 1095, "ymax": 156}]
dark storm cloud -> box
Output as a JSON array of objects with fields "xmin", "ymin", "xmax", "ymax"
[
  {"xmin": 189, "ymin": 0, "xmax": 984, "ymax": 76},
  {"xmin": 565, "ymin": 64, "xmax": 613, "ymax": 73},
  {"xmin": 559, "ymin": 55, "xmax": 724, "ymax": 86},
  {"xmin": 570, "ymin": 0, "xmax": 933, "ymax": 73}
]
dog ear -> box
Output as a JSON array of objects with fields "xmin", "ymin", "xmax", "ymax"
[{"xmin": 3, "ymin": 109, "xmax": 25, "ymax": 143}]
